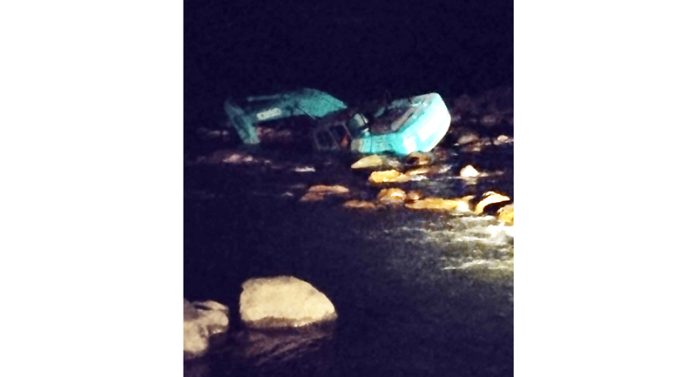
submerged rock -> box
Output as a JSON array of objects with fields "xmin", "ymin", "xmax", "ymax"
[
  {"xmin": 184, "ymin": 299, "xmax": 230, "ymax": 360},
  {"xmin": 307, "ymin": 184, "xmax": 350, "ymax": 194},
  {"xmin": 240, "ymin": 276, "xmax": 337, "ymax": 329},
  {"xmin": 474, "ymin": 191, "xmax": 512, "ymax": 215},
  {"xmin": 343, "ymin": 199, "xmax": 378, "ymax": 210},
  {"xmin": 497, "ymin": 204, "xmax": 514, "ymax": 225},
  {"xmin": 368, "ymin": 169, "xmax": 411, "ymax": 184},
  {"xmin": 300, "ymin": 184, "xmax": 351, "ymax": 202},
  {"xmin": 405, "ymin": 196, "xmax": 474, "ymax": 213},
  {"xmin": 299, "ymin": 192, "xmax": 325, "ymax": 202}
]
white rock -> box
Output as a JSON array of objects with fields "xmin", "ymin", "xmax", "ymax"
[
  {"xmin": 460, "ymin": 165, "xmax": 480, "ymax": 178},
  {"xmin": 184, "ymin": 299, "xmax": 230, "ymax": 359},
  {"xmin": 293, "ymin": 165, "xmax": 316, "ymax": 173},
  {"xmin": 184, "ymin": 320, "xmax": 209, "ymax": 358},
  {"xmin": 455, "ymin": 131, "xmax": 480, "ymax": 146},
  {"xmin": 239, "ymin": 276, "xmax": 337, "ymax": 329},
  {"xmin": 493, "ymin": 134, "xmax": 513, "ymax": 146}
]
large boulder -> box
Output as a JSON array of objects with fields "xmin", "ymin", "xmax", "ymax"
[
  {"xmin": 239, "ymin": 276, "xmax": 337, "ymax": 329},
  {"xmin": 184, "ymin": 299, "xmax": 230, "ymax": 360}
]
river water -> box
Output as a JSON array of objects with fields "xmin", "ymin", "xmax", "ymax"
[{"xmin": 184, "ymin": 138, "xmax": 513, "ymax": 376}]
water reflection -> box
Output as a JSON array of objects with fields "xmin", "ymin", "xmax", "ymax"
[
  {"xmin": 235, "ymin": 325, "xmax": 335, "ymax": 367},
  {"xmin": 184, "ymin": 326, "xmax": 336, "ymax": 377}
]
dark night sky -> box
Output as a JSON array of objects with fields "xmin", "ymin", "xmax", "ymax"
[{"xmin": 184, "ymin": 0, "xmax": 513, "ymax": 130}]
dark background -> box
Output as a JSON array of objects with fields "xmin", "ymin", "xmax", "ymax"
[{"xmin": 185, "ymin": 0, "xmax": 513, "ymax": 133}]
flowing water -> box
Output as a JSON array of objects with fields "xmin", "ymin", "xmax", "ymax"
[{"xmin": 184, "ymin": 143, "xmax": 513, "ymax": 377}]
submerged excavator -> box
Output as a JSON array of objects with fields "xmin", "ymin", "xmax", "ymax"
[{"xmin": 223, "ymin": 88, "xmax": 451, "ymax": 155}]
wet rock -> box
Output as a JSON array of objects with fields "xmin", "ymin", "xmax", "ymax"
[
  {"xmin": 493, "ymin": 135, "xmax": 513, "ymax": 146},
  {"xmin": 405, "ymin": 196, "xmax": 474, "ymax": 213},
  {"xmin": 351, "ymin": 155, "xmax": 383, "ymax": 169},
  {"xmin": 239, "ymin": 276, "xmax": 337, "ymax": 329},
  {"xmin": 184, "ymin": 321, "xmax": 208, "ymax": 359},
  {"xmin": 300, "ymin": 192, "xmax": 324, "ymax": 202},
  {"xmin": 405, "ymin": 190, "xmax": 424, "ymax": 202},
  {"xmin": 343, "ymin": 200, "xmax": 378, "ymax": 210},
  {"xmin": 368, "ymin": 169, "xmax": 411, "ymax": 184},
  {"xmin": 307, "ymin": 185, "xmax": 350, "ymax": 195},
  {"xmin": 299, "ymin": 192, "xmax": 325, "ymax": 202},
  {"xmin": 404, "ymin": 166, "xmax": 432, "ymax": 177},
  {"xmin": 293, "ymin": 165, "xmax": 316, "ymax": 173},
  {"xmin": 405, "ymin": 197, "xmax": 458, "ymax": 211},
  {"xmin": 459, "ymin": 167, "xmax": 504, "ymax": 183},
  {"xmin": 474, "ymin": 191, "xmax": 512, "ymax": 215},
  {"xmin": 351, "ymin": 155, "xmax": 401, "ymax": 170},
  {"xmin": 300, "ymin": 184, "xmax": 350, "ymax": 202},
  {"xmin": 433, "ymin": 164, "xmax": 455, "ymax": 174},
  {"xmin": 184, "ymin": 299, "xmax": 230, "ymax": 360},
  {"xmin": 459, "ymin": 165, "xmax": 480, "ymax": 178},
  {"xmin": 222, "ymin": 152, "xmax": 256, "ymax": 164},
  {"xmin": 377, "ymin": 188, "xmax": 407, "ymax": 205},
  {"xmin": 405, "ymin": 151, "xmax": 435, "ymax": 167},
  {"xmin": 460, "ymin": 138, "xmax": 492, "ymax": 153},
  {"xmin": 497, "ymin": 204, "xmax": 514, "ymax": 225},
  {"xmin": 461, "ymin": 143, "xmax": 482, "ymax": 153},
  {"xmin": 455, "ymin": 131, "xmax": 480, "ymax": 146}
]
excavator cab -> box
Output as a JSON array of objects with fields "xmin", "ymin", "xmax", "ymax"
[{"xmin": 312, "ymin": 111, "xmax": 370, "ymax": 151}]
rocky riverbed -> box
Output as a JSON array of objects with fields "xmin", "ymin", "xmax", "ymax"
[{"xmin": 184, "ymin": 88, "xmax": 513, "ymax": 377}]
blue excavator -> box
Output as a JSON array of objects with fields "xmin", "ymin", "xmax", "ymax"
[{"xmin": 223, "ymin": 88, "xmax": 451, "ymax": 155}]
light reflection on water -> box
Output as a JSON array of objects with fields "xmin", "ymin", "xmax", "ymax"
[{"xmin": 362, "ymin": 211, "xmax": 513, "ymax": 279}]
